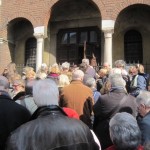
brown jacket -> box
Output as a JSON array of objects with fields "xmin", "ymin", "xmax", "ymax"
[{"xmin": 59, "ymin": 80, "xmax": 94, "ymax": 127}]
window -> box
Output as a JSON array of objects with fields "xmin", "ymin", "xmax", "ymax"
[
  {"xmin": 61, "ymin": 33, "xmax": 68, "ymax": 44},
  {"xmin": 69, "ymin": 32, "xmax": 76, "ymax": 44},
  {"xmin": 25, "ymin": 37, "xmax": 37, "ymax": 70},
  {"xmin": 124, "ymin": 30, "xmax": 143, "ymax": 63},
  {"xmin": 90, "ymin": 31, "xmax": 97, "ymax": 42},
  {"xmin": 80, "ymin": 32, "xmax": 88, "ymax": 43}
]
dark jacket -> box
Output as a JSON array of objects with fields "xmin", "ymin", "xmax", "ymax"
[
  {"xmin": 137, "ymin": 112, "xmax": 150, "ymax": 145},
  {"xmin": 0, "ymin": 91, "xmax": 31, "ymax": 150},
  {"xmin": 93, "ymin": 89, "xmax": 137, "ymax": 150},
  {"xmin": 6, "ymin": 105, "xmax": 99, "ymax": 150}
]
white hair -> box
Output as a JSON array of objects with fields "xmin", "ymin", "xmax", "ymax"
[
  {"xmin": 72, "ymin": 69, "xmax": 84, "ymax": 81},
  {"xmin": 136, "ymin": 90, "xmax": 150, "ymax": 107},
  {"xmin": 109, "ymin": 73, "xmax": 126, "ymax": 88},
  {"xmin": 109, "ymin": 68, "xmax": 122, "ymax": 76},
  {"xmin": 114, "ymin": 60, "xmax": 126, "ymax": 68},
  {"xmin": 61, "ymin": 62, "xmax": 70, "ymax": 69},
  {"xmin": 82, "ymin": 59, "xmax": 89, "ymax": 66},
  {"xmin": 0, "ymin": 75, "xmax": 9, "ymax": 90},
  {"xmin": 85, "ymin": 77, "xmax": 96, "ymax": 88},
  {"xmin": 33, "ymin": 79, "xmax": 59, "ymax": 107},
  {"xmin": 109, "ymin": 112, "xmax": 141, "ymax": 150}
]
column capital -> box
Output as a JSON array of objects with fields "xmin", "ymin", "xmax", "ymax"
[
  {"xmin": 33, "ymin": 33, "xmax": 45, "ymax": 39},
  {"xmin": 103, "ymin": 29, "xmax": 114, "ymax": 38},
  {"xmin": 102, "ymin": 20, "xmax": 115, "ymax": 33},
  {"xmin": 34, "ymin": 26, "xmax": 47, "ymax": 39}
]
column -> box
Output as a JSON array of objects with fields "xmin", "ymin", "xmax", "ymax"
[
  {"xmin": 102, "ymin": 20, "xmax": 115, "ymax": 67},
  {"xmin": 34, "ymin": 33, "xmax": 44, "ymax": 72},
  {"xmin": 103, "ymin": 29, "xmax": 113, "ymax": 67},
  {"xmin": 34, "ymin": 26, "xmax": 47, "ymax": 72}
]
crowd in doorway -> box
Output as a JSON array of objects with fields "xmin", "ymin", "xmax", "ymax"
[{"xmin": 0, "ymin": 59, "xmax": 150, "ymax": 150}]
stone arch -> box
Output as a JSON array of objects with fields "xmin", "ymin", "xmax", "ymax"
[
  {"xmin": 45, "ymin": 0, "xmax": 102, "ymax": 65},
  {"xmin": 4, "ymin": 11, "xmax": 38, "ymax": 28},
  {"xmin": 43, "ymin": 0, "xmax": 107, "ymax": 27},
  {"xmin": 111, "ymin": 0, "xmax": 150, "ymax": 20},
  {"xmin": 113, "ymin": 4, "xmax": 150, "ymax": 65},
  {"xmin": 7, "ymin": 17, "xmax": 35, "ymax": 64}
]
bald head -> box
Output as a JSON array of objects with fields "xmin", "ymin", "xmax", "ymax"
[{"xmin": 0, "ymin": 75, "xmax": 9, "ymax": 90}]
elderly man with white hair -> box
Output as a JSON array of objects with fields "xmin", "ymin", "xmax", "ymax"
[
  {"xmin": 136, "ymin": 91, "xmax": 150, "ymax": 145},
  {"xmin": 60, "ymin": 69, "xmax": 94, "ymax": 128},
  {"xmin": 6, "ymin": 78, "xmax": 99, "ymax": 150},
  {"xmin": 93, "ymin": 73, "xmax": 137, "ymax": 150},
  {"xmin": 106, "ymin": 112, "xmax": 143, "ymax": 150},
  {"xmin": 82, "ymin": 58, "xmax": 96, "ymax": 79}
]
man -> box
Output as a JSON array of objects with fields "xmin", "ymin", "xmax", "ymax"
[
  {"xmin": 6, "ymin": 79, "xmax": 99, "ymax": 150},
  {"xmin": 114, "ymin": 60, "xmax": 131, "ymax": 92},
  {"xmin": 60, "ymin": 69, "xmax": 94, "ymax": 128},
  {"xmin": 82, "ymin": 58, "xmax": 96, "ymax": 79},
  {"xmin": 136, "ymin": 91, "xmax": 150, "ymax": 145},
  {"xmin": 93, "ymin": 73, "xmax": 137, "ymax": 149},
  {"xmin": 106, "ymin": 112, "xmax": 142, "ymax": 150},
  {"xmin": 0, "ymin": 75, "xmax": 31, "ymax": 150}
]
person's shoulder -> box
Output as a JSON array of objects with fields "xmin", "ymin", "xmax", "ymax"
[
  {"xmin": 138, "ymin": 74, "xmax": 145, "ymax": 80},
  {"xmin": 143, "ymin": 112, "xmax": 150, "ymax": 122}
]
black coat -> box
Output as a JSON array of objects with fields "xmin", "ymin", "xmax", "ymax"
[
  {"xmin": 6, "ymin": 105, "xmax": 99, "ymax": 150},
  {"xmin": 0, "ymin": 92, "xmax": 31, "ymax": 150},
  {"xmin": 93, "ymin": 89, "xmax": 137, "ymax": 150}
]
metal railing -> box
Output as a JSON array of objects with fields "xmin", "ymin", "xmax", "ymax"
[{"xmin": 16, "ymin": 62, "xmax": 150, "ymax": 75}]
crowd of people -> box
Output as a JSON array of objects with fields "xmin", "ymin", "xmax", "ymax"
[{"xmin": 0, "ymin": 59, "xmax": 150, "ymax": 150}]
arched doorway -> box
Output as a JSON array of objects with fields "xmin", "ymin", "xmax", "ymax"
[
  {"xmin": 113, "ymin": 4, "xmax": 150, "ymax": 65},
  {"xmin": 48, "ymin": 0, "xmax": 101, "ymax": 65},
  {"xmin": 7, "ymin": 18, "xmax": 34, "ymax": 65}
]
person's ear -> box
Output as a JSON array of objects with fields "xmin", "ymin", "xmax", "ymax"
[{"xmin": 140, "ymin": 104, "xmax": 146, "ymax": 109}]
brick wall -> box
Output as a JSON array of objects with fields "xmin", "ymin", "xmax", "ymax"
[{"xmin": 0, "ymin": 0, "xmax": 150, "ymax": 73}]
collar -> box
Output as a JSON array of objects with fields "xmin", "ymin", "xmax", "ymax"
[
  {"xmin": 0, "ymin": 90, "xmax": 11, "ymax": 98},
  {"xmin": 110, "ymin": 87, "xmax": 127, "ymax": 94},
  {"xmin": 30, "ymin": 105, "xmax": 67, "ymax": 120},
  {"xmin": 70, "ymin": 80, "xmax": 83, "ymax": 84}
]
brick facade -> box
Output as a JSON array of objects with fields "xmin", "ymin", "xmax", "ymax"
[{"xmin": 0, "ymin": 0, "xmax": 150, "ymax": 73}]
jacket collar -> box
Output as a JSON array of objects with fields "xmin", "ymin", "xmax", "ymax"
[
  {"xmin": 30, "ymin": 105, "xmax": 67, "ymax": 120},
  {"xmin": 110, "ymin": 87, "xmax": 127, "ymax": 94},
  {"xmin": 70, "ymin": 80, "xmax": 83, "ymax": 84},
  {"xmin": 0, "ymin": 90, "xmax": 11, "ymax": 98}
]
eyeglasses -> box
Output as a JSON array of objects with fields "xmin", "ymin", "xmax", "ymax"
[{"xmin": 12, "ymin": 84, "xmax": 20, "ymax": 87}]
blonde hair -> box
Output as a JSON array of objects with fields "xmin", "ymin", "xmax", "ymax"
[
  {"xmin": 58, "ymin": 74, "xmax": 70, "ymax": 87},
  {"xmin": 26, "ymin": 70, "xmax": 36, "ymax": 80},
  {"xmin": 98, "ymin": 68, "xmax": 108, "ymax": 76},
  {"xmin": 49, "ymin": 63, "xmax": 60, "ymax": 74},
  {"xmin": 13, "ymin": 79, "xmax": 25, "ymax": 88},
  {"xmin": 136, "ymin": 64, "xmax": 144, "ymax": 73}
]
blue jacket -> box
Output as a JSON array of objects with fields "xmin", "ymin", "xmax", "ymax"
[{"xmin": 137, "ymin": 112, "xmax": 150, "ymax": 144}]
